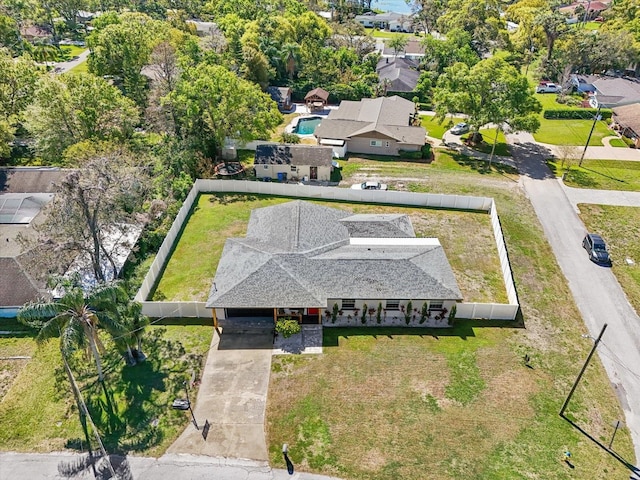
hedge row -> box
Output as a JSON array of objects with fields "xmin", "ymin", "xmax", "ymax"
[
  {"xmin": 543, "ymin": 108, "xmax": 613, "ymax": 120},
  {"xmin": 398, "ymin": 144, "xmax": 432, "ymax": 159}
]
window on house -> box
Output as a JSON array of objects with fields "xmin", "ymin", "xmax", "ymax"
[
  {"xmin": 341, "ymin": 299, "xmax": 355, "ymax": 309},
  {"xmin": 429, "ymin": 301, "xmax": 443, "ymax": 310},
  {"xmin": 290, "ymin": 165, "xmax": 297, "ymax": 172},
  {"xmin": 386, "ymin": 300, "xmax": 400, "ymax": 310},
  {"xmin": 370, "ymin": 140, "xmax": 382, "ymax": 147}
]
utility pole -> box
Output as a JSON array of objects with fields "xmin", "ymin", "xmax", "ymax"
[
  {"xmin": 63, "ymin": 354, "xmax": 118, "ymax": 479},
  {"xmin": 579, "ymin": 96, "xmax": 601, "ymax": 167},
  {"xmin": 560, "ymin": 323, "xmax": 607, "ymax": 416}
]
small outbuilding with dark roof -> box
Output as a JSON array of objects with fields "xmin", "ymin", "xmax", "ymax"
[
  {"xmin": 254, "ymin": 144, "xmax": 334, "ymax": 181},
  {"xmin": 206, "ymin": 200, "xmax": 462, "ymax": 328},
  {"xmin": 266, "ymin": 86, "xmax": 293, "ymax": 113}
]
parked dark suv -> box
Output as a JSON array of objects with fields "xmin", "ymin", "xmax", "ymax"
[{"xmin": 582, "ymin": 233, "xmax": 612, "ymax": 266}]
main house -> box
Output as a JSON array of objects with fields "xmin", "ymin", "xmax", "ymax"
[
  {"xmin": 314, "ymin": 96, "xmax": 426, "ymax": 156},
  {"xmin": 253, "ymin": 144, "xmax": 333, "ymax": 182},
  {"xmin": 206, "ymin": 201, "xmax": 462, "ymax": 328}
]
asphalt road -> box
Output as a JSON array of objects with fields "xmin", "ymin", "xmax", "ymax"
[
  {"xmin": 0, "ymin": 452, "xmax": 343, "ymax": 480},
  {"xmin": 521, "ymin": 171, "xmax": 640, "ymax": 465}
]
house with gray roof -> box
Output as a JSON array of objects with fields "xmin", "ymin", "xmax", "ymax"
[
  {"xmin": 206, "ymin": 201, "xmax": 462, "ymax": 328},
  {"xmin": 254, "ymin": 144, "xmax": 334, "ymax": 181},
  {"xmin": 314, "ymin": 96, "xmax": 425, "ymax": 156},
  {"xmin": 0, "ymin": 168, "xmax": 63, "ymax": 316},
  {"xmin": 612, "ymin": 103, "xmax": 640, "ymax": 147},
  {"xmin": 377, "ymin": 57, "xmax": 420, "ymax": 93},
  {"xmin": 571, "ymin": 74, "xmax": 640, "ymax": 107}
]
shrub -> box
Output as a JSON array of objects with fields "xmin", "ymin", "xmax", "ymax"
[
  {"xmin": 398, "ymin": 149, "xmax": 422, "ymax": 159},
  {"xmin": 420, "ymin": 302, "xmax": 428, "ymax": 324},
  {"xmin": 448, "ymin": 305, "xmax": 457, "ymax": 326},
  {"xmin": 332, "ymin": 303, "xmax": 339, "ymax": 323},
  {"xmin": 405, "ymin": 300, "xmax": 412, "ymax": 325},
  {"xmin": 543, "ymin": 108, "xmax": 612, "ymax": 120},
  {"xmin": 421, "ymin": 144, "xmax": 431, "ymax": 159},
  {"xmin": 361, "ymin": 303, "xmax": 368, "ymax": 324},
  {"xmin": 279, "ymin": 132, "xmax": 301, "ymax": 144},
  {"xmin": 275, "ymin": 318, "xmax": 301, "ymax": 338},
  {"xmin": 377, "ymin": 302, "xmax": 382, "ymax": 324}
]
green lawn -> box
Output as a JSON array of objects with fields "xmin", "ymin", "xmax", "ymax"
[
  {"xmin": 69, "ymin": 60, "xmax": 89, "ymax": 74},
  {"xmin": 534, "ymin": 118, "xmax": 611, "ymax": 146},
  {"xmin": 462, "ymin": 128, "xmax": 511, "ymax": 157},
  {"xmin": 153, "ymin": 191, "xmax": 509, "ymax": 303},
  {"xmin": 548, "ymin": 159, "xmax": 640, "ymax": 191},
  {"xmin": 580, "ymin": 205, "xmax": 640, "ymax": 315},
  {"xmin": 369, "ymin": 29, "xmax": 419, "ymax": 39},
  {"xmin": 532, "ymin": 94, "xmax": 614, "ymax": 146},
  {"xmin": 421, "ymin": 115, "xmax": 465, "ymax": 139},
  {"xmin": 60, "ymin": 45, "xmax": 87, "ymax": 60},
  {"xmin": 265, "ymin": 172, "xmax": 636, "ymax": 479},
  {"xmin": 609, "ymin": 138, "xmax": 627, "ymax": 147},
  {"xmin": 0, "ymin": 323, "xmax": 212, "ymax": 456}
]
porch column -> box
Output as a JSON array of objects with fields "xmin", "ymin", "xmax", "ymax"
[
  {"xmin": 273, "ymin": 308, "xmax": 277, "ymax": 324},
  {"xmin": 318, "ymin": 309, "xmax": 321, "ymax": 324}
]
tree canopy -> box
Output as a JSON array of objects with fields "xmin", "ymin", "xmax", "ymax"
[{"xmin": 169, "ymin": 63, "xmax": 282, "ymax": 158}]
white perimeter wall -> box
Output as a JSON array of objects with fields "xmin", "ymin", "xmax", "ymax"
[{"xmin": 136, "ymin": 180, "xmax": 520, "ymax": 321}]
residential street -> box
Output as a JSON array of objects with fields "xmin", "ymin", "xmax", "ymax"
[
  {"xmin": 508, "ymin": 135, "xmax": 640, "ymax": 464},
  {"xmin": 52, "ymin": 48, "xmax": 90, "ymax": 75},
  {"xmin": 0, "ymin": 452, "xmax": 343, "ymax": 480}
]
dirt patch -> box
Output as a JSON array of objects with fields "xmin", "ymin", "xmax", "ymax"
[{"xmin": 0, "ymin": 359, "xmax": 29, "ymax": 400}]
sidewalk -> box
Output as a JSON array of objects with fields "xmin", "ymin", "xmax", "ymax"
[{"xmin": 559, "ymin": 179, "xmax": 640, "ymax": 209}]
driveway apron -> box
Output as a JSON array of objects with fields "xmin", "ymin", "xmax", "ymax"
[{"xmin": 167, "ymin": 331, "xmax": 273, "ymax": 461}]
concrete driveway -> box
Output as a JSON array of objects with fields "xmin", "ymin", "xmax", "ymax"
[{"xmin": 167, "ymin": 331, "xmax": 273, "ymax": 461}]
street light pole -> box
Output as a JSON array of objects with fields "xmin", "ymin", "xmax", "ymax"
[{"xmin": 579, "ymin": 96, "xmax": 601, "ymax": 167}]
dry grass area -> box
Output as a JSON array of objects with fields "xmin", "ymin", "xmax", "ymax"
[
  {"xmin": 154, "ymin": 194, "xmax": 507, "ymax": 303},
  {"xmin": 271, "ymin": 112, "xmax": 300, "ymax": 140},
  {"xmin": 265, "ymin": 162, "xmax": 636, "ymax": 479}
]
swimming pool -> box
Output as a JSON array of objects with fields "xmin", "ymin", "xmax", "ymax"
[{"xmin": 295, "ymin": 117, "xmax": 322, "ymax": 135}]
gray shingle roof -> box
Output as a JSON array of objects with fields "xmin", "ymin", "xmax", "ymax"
[
  {"xmin": 0, "ymin": 258, "xmax": 41, "ymax": 306},
  {"xmin": 206, "ymin": 201, "xmax": 462, "ymax": 309},
  {"xmin": 377, "ymin": 58, "xmax": 420, "ymax": 93},
  {"xmin": 314, "ymin": 96, "xmax": 425, "ymax": 144},
  {"xmin": 339, "ymin": 214, "xmax": 415, "ymax": 238},
  {"xmin": 254, "ymin": 145, "xmax": 333, "ymax": 167}
]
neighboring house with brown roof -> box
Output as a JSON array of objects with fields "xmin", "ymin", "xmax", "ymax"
[
  {"xmin": 559, "ymin": 0, "xmax": 610, "ymax": 21},
  {"xmin": 612, "ymin": 103, "xmax": 640, "ymax": 147},
  {"xmin": 314, "ymin": 95, "xmax": 425, "ymax": 156},
  {"xmin": 0, "ymin": 168, "xmax": 63, "ymax": 315},
  {"xmin": 381, "ymin": 38, "xmax": 426, "ymax": 60},
  {"xmin": 19, "ymin": 25, "xmax": 52, "ymax": 41},
  {"xmin": 377, "ymin": 57, "xmax": 420, "ymax": 93},
  {"xmin": 206, "ymin": 200, "xmax": 462, "ymax": 328},
  {"xmin": 254, "ymin": 144, "xmax": 333, "ymax": 181}
]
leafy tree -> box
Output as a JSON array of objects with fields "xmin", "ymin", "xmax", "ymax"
[
  {"xmin": 0, "ymin": 14, "xmax": 21, "ymax": 52},
  {"xmin": 434, "ymin": 57, "xmax": 541, "ymax": 163},
  {"xmin": 47, "ymin": 0, "xmax": 87, "ymax": 30},
  {"xmin": 535, "ymin": 10, "xmax": 569, "ymax": 63},
  {"xmin": 19, "ymin": 147, "xmax": 149, "ymax": 283},
  {"xmin": 87, "ymin": 12, "xmax": 174, "ymax": 104},
  {"xmin": 169, "ymin": 63, "xmax": 282, "ymax": 158},
  {"xmin": 241, "ymin": 45, "xmax": 273, "ymax": 89},
  {"xmin": 437, "ymin": 0, "xmax": 506, "ymax": 53},
  {"xmin": 24, "ymin": 73, "xmax": 139, "ymax": 162},
  {"xmin": 18, "ymin": 281, "xmax": 129, "ymax": 382},
  {"xmin": 420, "ymin": 29, "xmax": 479, "ymax": 75},
  {"xmin": 602, "ymin": 0, "xmax": 640, "ymax": 48},
  {"xmin": 409, "ymin": 0, "xmax": 446, "ymax": 34},
  {"xmin": 388, "ymin": 34, "xmax": 409, "ymax": 58},
  {"xmin": 505, "ymin": 0, "xmax": 548, "ymax": 55},
  {"xmin": 0, "ymin": 49, "xmax": 41, "ymax": 156}
]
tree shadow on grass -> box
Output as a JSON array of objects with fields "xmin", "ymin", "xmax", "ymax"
[{"xmin": 449, "ymin": 152, "xmax": 518, "ymax": 176}]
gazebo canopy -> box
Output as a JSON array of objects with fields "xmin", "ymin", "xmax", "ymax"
[{"xmin": 304, "ymin": 88, "xmax": 330, "ymax": 102}]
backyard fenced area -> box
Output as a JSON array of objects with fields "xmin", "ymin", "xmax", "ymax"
[{"xmin": 135, "ymin": 181, "xmax": 519, "ymax": 321}]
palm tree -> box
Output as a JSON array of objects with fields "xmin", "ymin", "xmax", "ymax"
[
  {"xmin": 18, "ymin": 281, "xmax": 128, "ymax": 382},
  {"xmin": 114, "ymin": 300, "xmax": 149, "ymax": 366},
  {"xmin": 280, "ymin": 43, "xmax": 301, "ymax": 80}
]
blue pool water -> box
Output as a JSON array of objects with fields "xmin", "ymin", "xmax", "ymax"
[{"xmin": 295, "ymin": 117, "xmax": 322, "ymax": 135}]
